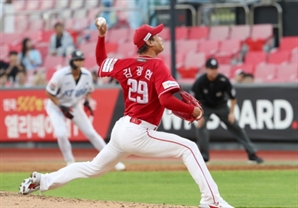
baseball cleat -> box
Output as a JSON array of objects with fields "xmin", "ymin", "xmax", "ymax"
[
  {"xmin": 199, "ymin": 203, "xmax": 234, "ymax": 208},
  {"xmin": 114, "ymin": 162, "xmax": 126, "ymax": 171},
  {"xmin": 248, "ymin": 154, "xmax": 264, "ymax": 164},
  {"xmin": 19, "ymin": 172, "xmax": 41, "ymax": 195},
  {"xmin": 199, "ymin": 199, "xmax": 234, "ymax": 208}
]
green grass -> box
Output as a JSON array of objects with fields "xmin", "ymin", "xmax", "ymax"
[{"xmin": 1, "ymin": 170, "xmax": 297, "ymax": 208}]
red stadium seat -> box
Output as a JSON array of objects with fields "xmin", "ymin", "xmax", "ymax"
[
  {"xmin": 87, "ymin": 8, "xmax": 101, "ymax": 21},
  {"xmin": 108, "ymin": 28, "xmax": 129, "ymax": 43},
  {"xmin": 290, "ymin": 50, "xmax": 298, "ymax": 64},
  {"xmin": 189, "ymin": 26, "xmax": 209, "ymax": 42},
  {"xmin": 178, "ymin": 53, "xmax": 205, "ymax": 78},
  {"xmin": 25, "ymin": 0, "xmax": 40, "ymax": 10},
  {"xmin": 231, "ymin": 63, "xmax": 254, "ymax": 78},
  {"xmin": 245, "ymin": 51, "xmax": 267, "ymax": 66},
  {"xmin": 80, "ymin": 42, "xmax": 96, "ymax": 57},
  {"xmin": 84, "ymin": 55, "xmax": 98, "ymax": 70},
  {"xmin": 251, "ymin": 24, "xmax": 273, "ymax": 41},
  {"xmin": 230, "ymin": 25, "xmax": 251, "ymax": 42},
  {"xmin": 275, "ymin": 63, "xmax": 298, "ymax": 81},
  {"xmin": 85, "ymin": 0, "xmax": 100, "ymax": 8},
  {"xmin": 218, "ymin": 64, "xmax": 232, "ymax": 78},
  {"xmin": 125, "ymin": 29, "xmax": 136, "ymax": 44},
  {"xmin": 40, "ymin": 30, "xmax": 55, "ymax": 43},
  {"xmin": 184, "ymin": 52, "xmax": 205, "ymax": 69},
  {"xmin": 159, "ymin": 27, "xmax": 170, "ymax": 41},
  {"xmin": 28, "ymin": 19, "xmax": 45, "ymax": 31},
  {"xmin": 0, "ymin": 33, "xmax": 22, "ymax": 45},
  {"xmin": 75, "ymin": 19, "xmax": 90, "ymax": 31},
  {"xmin": 215, "ymin": 39, "xmax": 241, "ymax": 64},
  {"xmin": 117, "ymin": 42, "xmax": 137, "ymax": 57},
  {"xmin": 46, "ymin": 68, "xmax": 56, "ymax": 81},
  {"xmin": 9, "ymin": 43, "xmax": 22, "ymax": 53},
  {"xmin": 69, "ymin": 0, "xmax": 84, "ymax": 9},
  {"xmin": 35, "ymin": 43, "xmax": 49, "ymax": 61},
  {"xmin": 163, "ymin": 52, "xmax": 185, "ymax": 70},
  {"xmin": 43, "ymin": 56, "xmax": 64, "ymax": 70},
  {"xmin": 105, "ymin": 43, "xmax": 118, "ymax": 54},
  {"xmin": 60, "ymin": 9, "xmax": 73, "ymax": 19},
  {"xmin": 40, "ymin": 0, "xmax": 55, "ymax": 10},
  {"xmin": 64, "ymin": 19, "xmax": 74, "ymax": 30},
  {"xmin": 177, "ymin": 40, "xmax": 199, "ymax": 54},
  {"xmin": 175, "ymin": 27, "xmax": 189, "ymax": 40},
  {"xmin": 279, "ymin": 36, "xmax": 298, "ymax": 52},
  {"xmin": 22, "ymin": 31, "xmax": 42, "ymax": 41},
  {"xmin": 107, "ymin": 53, "xmax": 124, "ymax": 59},
  {"xmin": 0, "ymin": 44, "xmax": 9, "ymax": 61},
  {"xmin": 13, "ymin": 0, "xmax": 26, "ymax": 10},
  {"xmin": 254, "ymin": 63, "xmax": 277, "ymax": 82},
  {"xmin": 161, "ymin": 41, "xmax": 171, "ymax": 55},
  {"xmin": 89, "ymin": 30, "xmax": 100, "ymax": 42},
  {"xmin": 209, "ymin": 26, "xmax": 230, "ymax": 40},
  {"xmin": 198, "ymin": 40, "xmax": 219, "ymax": 57},
  {"xmin": 246, "ymin": 24, "xmax": 273, "ymax": 51},
  {"xmin": 55, "ymin": 0, "xmax": 69, "ymax": 9},
  {"xmin": 73, "ymin": 9, "xmax": 88, "ymax": 19},
  {"xmin": 267, "ymin": 51, "xmax": 291, "ymax": 64},
  {"xmin": 14, "ymin": 15, "xmax": 29, "ymax": 33}
]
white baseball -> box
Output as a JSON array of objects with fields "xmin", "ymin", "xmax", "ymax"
[{"xmin": 96, "ymin": 17, "xmax": 106, "ymax": 27}]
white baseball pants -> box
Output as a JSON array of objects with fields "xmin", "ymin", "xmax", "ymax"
[
  {"xmin": 39, "ymin": 115, "xmax": 223, "ymax": 204},
  {"xmin": 46, "ymin": 101, "xmax": 107, "ymax": 163}
]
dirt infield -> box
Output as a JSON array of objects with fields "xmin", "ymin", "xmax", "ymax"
[
  {"xmin": 0, "ymin": 191, "xmax": 197, "ymax": 208},
  {"xmin": 1, "ymin": 149, "xmax": 297, "ymax": 208},
  {"xmin": 1, "ymin": 148, "xmax": 297, "ymax": 172}
]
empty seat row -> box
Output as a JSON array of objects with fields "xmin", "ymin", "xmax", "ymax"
[
  {"xmin": 13, "ymin": 0, "xmax": 100, "ymax": 11},
  {"xmin": 245, "ymin": 50, "xmax": 297, "ymax": 66},
  {"xmin": 158, "ymin": 24, "xmax": 273, "ymax": 42}
]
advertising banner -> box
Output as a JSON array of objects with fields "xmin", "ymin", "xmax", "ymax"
[
  {"xmin": 0, "ymin": 89, "xmax": 120, "ymax": 142},
  {"xmin": 1, "ymin": 84, "xmax": 297, "ymax": 142},
  {"xmin": 158, "ymin": 85, "xmax": 298, "ymax": 141}
]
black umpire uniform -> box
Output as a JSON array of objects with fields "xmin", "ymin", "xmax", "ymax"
[{"xmin": 191, "ymin": 58, "xmax": 263, "ymax": 163}]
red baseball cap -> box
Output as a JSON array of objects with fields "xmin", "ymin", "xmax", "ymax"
[{"xmin": 133, "ymin": 24, "xmax": 164, "ymax": 49}]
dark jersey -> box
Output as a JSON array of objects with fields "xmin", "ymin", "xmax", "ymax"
[{"xmin": 191, "ymin": 73, "xmax": 236, "ymax": 108}]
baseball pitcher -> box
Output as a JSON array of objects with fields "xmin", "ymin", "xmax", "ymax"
[
  {"xmin": 45, "ymin": 50, "xmax": 125, "ymax": 170},
  {"xmin": 19, "ymin": 19, "xmax": 233, "ymax": 208}
]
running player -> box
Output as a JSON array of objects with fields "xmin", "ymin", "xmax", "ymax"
[
  {"xmin": 45, "ymin": 50, "xmax": 125, "ymax": 170},
  {"xmin": 19, "ymin": 19, "xmax": 233, "ymax": 208}
]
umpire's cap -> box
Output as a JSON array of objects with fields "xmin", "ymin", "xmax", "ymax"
[
  {"xmin": 71, "ymin": 50, "xmax": 85, "ymax": 61},
  {"xmin": 133, "ymin": 24, "xmax": 164, "ymax": 49},
  {"xmin": 205, "ymin": 58, "xmax": 218, "ymax": 69}
]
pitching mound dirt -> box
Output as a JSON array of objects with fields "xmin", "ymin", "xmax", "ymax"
[{"xmin": 0, "ymin": 191, "xmax": 196, "ymax": 208}]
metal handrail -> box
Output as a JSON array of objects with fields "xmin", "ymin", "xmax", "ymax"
[
  {"xmin": 250, "ymin": 2, "xmax": 283, "ymax": 43},
  {"xmin": 197, "ymin": 3, "xmax": 250, "ymax": 25},
  {"xmin": 149, "ymin": 4, "xmax": 197, "ymax": 26}
]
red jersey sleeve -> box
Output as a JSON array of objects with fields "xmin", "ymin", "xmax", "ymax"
[
  {"xmin": 98, "ymin": 57, "xmax": 119, "ymax": 78},
  {"xmin": 96, "ymin": 36, "xmax": 120, "ymax": 78},
  {"xmin": 154, "ymin": 60, "xmax": 180, "ymax": 97}
]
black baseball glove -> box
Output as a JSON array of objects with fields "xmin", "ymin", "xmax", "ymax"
[
  {"xmin": 83, "ymin": 100, "xmax": 94, "ymax": 116},
  {"xmin": 59, "ymin": 105, "xmax": 74, "ymax": 119}
]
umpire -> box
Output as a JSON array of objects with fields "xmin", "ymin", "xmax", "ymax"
[{"xmin": 191, "ymin": 58, "xmax": 264, "ymax": 164}]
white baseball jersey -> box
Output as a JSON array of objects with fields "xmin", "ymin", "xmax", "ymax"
[{"xmin": 46, "ymin": 66, "xmax": 94, "ymax": 107}]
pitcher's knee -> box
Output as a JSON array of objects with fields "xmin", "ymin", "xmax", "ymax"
[
  {"xmin": 182, "ymin": 141, "xmax": 198, "ymax": 156},
  {"xmin": 84, "ymin": 161, "xmax": 105, "ymax": 177}
]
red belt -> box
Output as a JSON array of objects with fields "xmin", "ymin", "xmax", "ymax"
[{"xmin": 130, "ymin": 117, "xmax": 142, "ymax": 125}]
